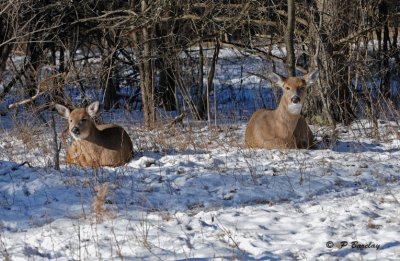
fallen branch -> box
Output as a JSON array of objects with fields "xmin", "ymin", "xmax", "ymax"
[
  {"xmin": 11, "ymin": 161, "xmax": 31, "ymax": 170},
  {"xmin": 8, "ymin": 73, "xmax": 65, "ymax": 109},
  {"xmin": 8, "ymin": 90, "xmax": 44, "ymax": 109},
  {"xmin": 0, "ymin": 161, "xmax": 32, "ymax": 176}
]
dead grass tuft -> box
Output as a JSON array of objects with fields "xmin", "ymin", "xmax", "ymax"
[
  {"xmin": 367, "ymin": 219, "xmax": 382, "ymax": 229},
  {"xmin": 92, "ymin": 182, "xmax": 113, "ymax": 223}
]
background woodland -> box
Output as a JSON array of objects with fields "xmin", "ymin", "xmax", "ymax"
[{"xmin": 1, "ymin": 0, "xmax": 400, "ymax": 133}]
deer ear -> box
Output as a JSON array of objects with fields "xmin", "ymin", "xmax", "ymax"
[
  {"xmin": 268, "ymin": 72, "xmax": 285, "ymax": 89},
  {"xmin": 55, "ymin": 104, "xmax": 70, "ymax": 119},
  {"xmin": 86, "ymin": 101, "xmax": 100, "ymax": 117},
  {"xmin": 304, "ymin": 70, "xmax": 319, "ymax": 86}
]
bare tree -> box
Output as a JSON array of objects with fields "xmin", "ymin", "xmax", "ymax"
[
  {"xmin": 306, "ymin": 0, "xmax": 356, "ymax": 125},
  {"xmin": 2, "ymin": 0, "xmax": 400, "ymax": 134},
  {"xmin": 129, "ymin": 0, "xmax": 157, "ymax": 129},
  {"xmin": 285, "ymin": 0, "xmax": 296, "ymax": 77}
]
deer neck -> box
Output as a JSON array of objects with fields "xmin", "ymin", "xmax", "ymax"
[
  {"xmin": 83, "ymin": 123, "xmax": 102, "ymax": 144},
  {"xmin": 276, "ymin": 98, "xmax": 301, "ymax": 138}
]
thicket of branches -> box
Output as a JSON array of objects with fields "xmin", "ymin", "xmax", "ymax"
[{"xmin": 1, "ymin": 0, "xmax": 399, "ymax": 133}]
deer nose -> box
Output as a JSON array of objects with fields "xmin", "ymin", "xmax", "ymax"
[
  {"xmin": 71, "ymin": 127, "xmax": 80, "ymax": 134},
  {"xmin": 291, "ymin": 96, "xmax": 301, "ymax": 104}
]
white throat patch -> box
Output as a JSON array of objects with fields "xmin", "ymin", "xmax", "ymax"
[
  {"xmin": 287, "ymin": 103, "xmax": 303, "ymax": 115},
  {"xmin": 71, "ymin": 133, "xmax": 82, "ymax": 140},
  {"xmin": 70, "ymin": 131, "xmax": 89, "ymax": 140}
]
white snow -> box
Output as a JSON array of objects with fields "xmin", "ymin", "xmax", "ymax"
[
  {"xmin": 1, "ymin": 45, "xmax": 399, "ymax": 259},
  {"xmin": 1, "ymin": 120, "xmax": 399, "ymax": 260}
]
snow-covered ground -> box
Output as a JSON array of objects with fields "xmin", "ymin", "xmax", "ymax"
[
  {"xmin": 0, "ymin": 118, "xmax": 399, "ymax": 260},
  {"xmin": 1, "ymin": 47, "xmax": 399, "ymax": 260}
]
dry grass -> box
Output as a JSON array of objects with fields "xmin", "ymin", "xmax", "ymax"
[
  {"xmin": 367, "ymin": 219, "xmax": 382, "ymax": 230},
  {"xmin": 92, "ymin": 182, "xmax": 113, "ymax": 223}
]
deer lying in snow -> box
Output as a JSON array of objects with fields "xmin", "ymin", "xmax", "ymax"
[
  {"xmin": 245, "ymin": 70, "xmax": 319, "ymax": 149},
  {"xmin": 55, "ymin": 101, "xmax": 133, "ymax": 167}
]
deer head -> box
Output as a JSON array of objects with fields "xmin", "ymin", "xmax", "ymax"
[
  {"xmin": 268, "ymin": 70, "xmax": 319, "ymax": 115},
  {"xmin": 55, "ymin": 101, "xmax": 100, "ymax": 140}
]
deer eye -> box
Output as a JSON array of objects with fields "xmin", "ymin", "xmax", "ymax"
[
  {"xmin": 286, "ymin": 87, "xmax": 290, "ymax": 91},
  {"xmin": 81, "ymin": 118, "xmax": 87, "ymax": 123}
]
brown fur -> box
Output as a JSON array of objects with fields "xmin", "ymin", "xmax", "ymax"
[
  {"xmin": 56, "ymin": 102, "xmax": 133, "ymax": 167},
  {"xmin": 245, "ymin": 71, "xmax": 317, "ymax": 149}
]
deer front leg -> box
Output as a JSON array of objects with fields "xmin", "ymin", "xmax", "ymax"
[{"xmin": 294, "ymin": 117, "xmax": 314, "ymax": 149}]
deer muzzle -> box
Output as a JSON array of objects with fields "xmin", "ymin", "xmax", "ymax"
[
  {"xmin": 71, "ymin": 127, "xmax": 80, "ymax": 135},
  {"xmin": 291, "ymin": 95, "xmax": 301, "ymax": 104}
]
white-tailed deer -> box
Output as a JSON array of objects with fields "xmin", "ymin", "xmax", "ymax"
[
  {"xmin": 55, "ymin": 101, "xmax": 133, "ymax": 167},
  {"xmin": 245, "ymin": 70, "xmax": 319, "ymax": 149}
]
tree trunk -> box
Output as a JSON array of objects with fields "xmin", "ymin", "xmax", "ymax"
[
  {"xmin": 0, "ymin": 15, "xmax": 12, "ymax": 73},
  {"xmin": 129, "ymin": 0, "xmax": 157, "ymax": 129},
  {"xmin": 158, "ymin": 61, "xmax": 177, "ymax": 111},
  {"xmin": 25, "ymin": 41, "xmax": 42, "ymax": 98},
  {"xmin": 103, "ymin": 53, "xmax": 119, "ymax": 110},
  {"xmin": 0, "ymin": 44, "xmax": 11, "ymax": 73},
  {"xmin": 51, "ymin": 113, "xmax": 60, "ymax": 170},
  {"xmin": 285, "ymin": 0, "xmax": 296, "ymax": 77},
  {"xmin": 205, "ymin": 40, "xmax": 220, "ymax": 126},
  {"xmin": 49, "ymin": 44, "xmax": 65, "ymax": 104},
  {"xmin": 393, "ymin": 27, "xmax": 400, "ymax": 66},
  {"xmin": 308, "ymin": 0, "xmax": 355, "ymax": 125},
  {"xmin": 379, "ymin": 1, "xmax": 390, "ymax": 99},
  {"xmin": 196, "ymin": 43, "xmax": 206, "ymax": 120}
]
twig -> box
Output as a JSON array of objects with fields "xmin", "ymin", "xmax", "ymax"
[
  {"xmin": 51, "ymin": 113, "xmax": 60, "ymax": 170},
  {"xmin": 247, "ymin": 71, "xmax": 269, "ymax": 81},
  {"xmin": 0, "ymin": 161, "xmax": 32, "ymax": 176},
  {"xmin": 8, "ymin": 73, "xmax": 65, "ymax": 109},
  {"xmin": 11, "ymin": 161, "xmax": 31, "ymax": 170},
  {"xmin": 8, "ymin": 91, "xmax": 44, "ymax": 109},
  {"xmin": 220, "ymin": 41, "xmax": 308, "ymax": 74},
  {"xmin": 388, "ymin": 189, "xmax": 400, "ymax": 206}
]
